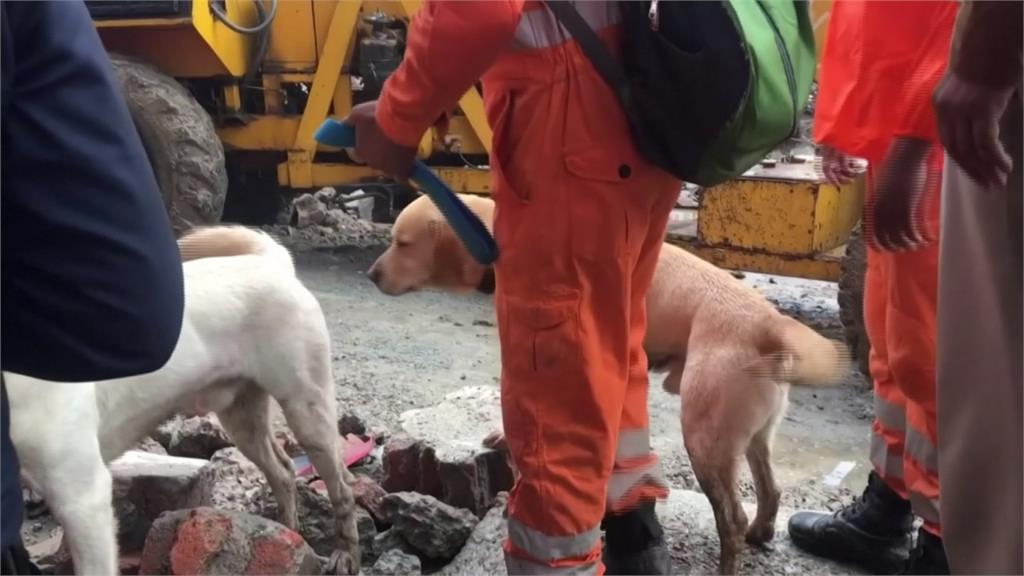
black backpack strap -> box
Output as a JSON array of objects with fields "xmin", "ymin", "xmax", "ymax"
[{"xmin": 544, "ymin": 1, "xmax": 633, "ymax": 108}]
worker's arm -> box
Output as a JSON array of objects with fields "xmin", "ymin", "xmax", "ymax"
[
  {"xmin": 1, "ymin": 0, "xmax": 185, "ymax": 382},
  {"xmin": 374, "ymin": 1, "xmax": 523, "ymax": 148},
  {"xmin": 933, "ymin": 0, "xmax": 1023, "ymax": 186}
]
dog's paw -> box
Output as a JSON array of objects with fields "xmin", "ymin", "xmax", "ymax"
[
  {"xmin": 327, "ymin": 548, "xmax": 360, "ymax": 576},
  {"xmin": 744, "ymin": 521, "xmax": 776, "ymax": 547}
]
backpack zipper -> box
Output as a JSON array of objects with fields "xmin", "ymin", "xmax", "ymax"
[{"xmin": 755, "ymin": 0, "xmax": 799, "ymax": 138}]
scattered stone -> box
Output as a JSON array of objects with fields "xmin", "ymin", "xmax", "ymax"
[
  {"xmin": 252, "ymin": 480, "xmax": 335, "ymax": 557},
  {"xmin": 26, "ymin": 533, "xmax": 67, "ymax": 574},
  {"xmin": 352, "ymin": 475, "xmax": 388, "ymax": 527},
  {"xmin": 139, "ymin": 507, "xmax": 320, "ymax": 575},
  {"xmin": 381, "ymin": 492, "xmax": 478, "ymax": 560},
  {"xmin": 314, "ymin": 187, "xmax": 338, "ymax": 204},
  {"xmin": 152, "ymin": 416, "xmax": 184, "ymax": 449},
  {"xmin": 167, "ymin": 415, "xmax": 233, "ymax": 459},
  {"xmin": 337, "ymin": 412, "xmax": 367, "ymax": 437},
  {"xmin": 385, "ymin": 387, "xmax": 514, "ymax": 516},
  {"xmin": 135, "ymin": 436, "xmax": 168, "ymax": 455},
  {"xmin": 189, "ymin": 448, "xmax": 267, "ymax": 514},
  {"xmin": 369, "ymin": 426, "xmax": 391, "ymax": 446},
  {"xmin": 370, "ymin": 549, "xmax": 422, "ymax": 576},
  {"xmin": 440, "ymin": 494, "xmax": 508, "ymax": 576},
  {"xmin": 294, "ymin": 193, "xmax": 328, "ymax": 228},
  {"xmin": 372, "ymin": 528, "xmax": 417, "ymax": 559},
  {"xmin": 109, "ymin": 451, "xmax": 207, "ymax": 551},
  {"xmin": 356, "ymin": 508, "xmax": 378, "ymax": 566}
]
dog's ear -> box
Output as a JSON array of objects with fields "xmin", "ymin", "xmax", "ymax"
[{"xmin": 429, "ymin": 218, "xmax": 484, "ymax": 289}]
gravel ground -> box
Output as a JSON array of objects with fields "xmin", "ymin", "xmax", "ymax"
[{"xmin": 298, "ymin": 246, "xmax": 873, "ymax": 513}]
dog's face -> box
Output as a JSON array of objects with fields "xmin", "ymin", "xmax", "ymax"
[{"xmin": 367, "ymin": 195, "xmax": 493, "ymax": 296}]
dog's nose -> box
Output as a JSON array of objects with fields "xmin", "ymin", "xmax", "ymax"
[{"xmin": 367, "ymin": 266, "xmax": 381, "ymax": 285}]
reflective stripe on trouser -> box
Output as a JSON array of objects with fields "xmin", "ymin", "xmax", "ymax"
[
  {"xmin": 487, "ymin": 31, "xmax": 679, "ymax": 573},
  {"xmin": 505, "ymin": 519, "xmax": 602, "ymax": 575},
  {"xmin": 863, "ymin": 175, "xmax": 942, "ymax": 533}
]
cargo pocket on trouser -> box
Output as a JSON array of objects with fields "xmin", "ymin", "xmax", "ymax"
[{"xmin": 498, "ymin": 291, "xmax": 608, "ymax": 536}]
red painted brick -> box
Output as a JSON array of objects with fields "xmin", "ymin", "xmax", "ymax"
[
  {"xmin": 169, "ymin": 510, "xmax": 233, "ymax": 575},
  {"xmin": 243, "ymin": 529, "xmax": 305, "ymax": 575}
]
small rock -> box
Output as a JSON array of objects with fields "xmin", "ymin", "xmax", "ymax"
[
  {"xmin": 189, "ymin": 448, "xmax": 267, "ymax": 514},
  {"xmin": 371, "ymin": 549, "xmax": 421, "ymax": 576},
  {"xmin": 369, "ymin": 426, "xmax": 391, "ymax": 446},
  {"xmin": 109, "ymin": 451, "xmax": 207, "ymax": 552},
  {"xmin": 293, "ymin": 193, "xmax": 328, "ymax": 229},
  {"xmin": 381, "ymin": 492, "xmax": 478, "ymax": 560},
  {"xmin": 472, "ymin": 320, "xmax": 495, "ymax": 328},
  {"xmin": 441, "ymin": 494, "xmax": 508, "ymax": 576},
  {"xmin": 314, "ymin": 187, "xmax": 338, "ymax": 204},
  {"xmin": 337, "ymin": 412, "xmax": 367, "ymax": 437},
  {"xmin": 135, "ymin": 436, "xmax": 168, "ymax": 455},
  {"xmin": 167, "ymin": 415, "xmax": 233, "ymax": 459},
  {"xmin": 357, "ymin": 508, "xmax": 377, "ymax": 566},
  {"xmin": 252, "ymin": 480, "xmax": 335, "ymax": 556},
  {"xmin": 139, "ymin": 507, "xmax": 321, "ymax": 575},
  {"xmin": 372, "ymin": 528, "xmax": 416, "ymax": 559},
  {"xmin": 352, "ymin": 475, "xmax": 388, "ymax": 527}
]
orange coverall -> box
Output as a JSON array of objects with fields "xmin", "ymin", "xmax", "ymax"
[
  {"xmin": 815, "ymin": 0, "xmax": 958, "ymax": 537},
  {"xmin": 376, "ymin": 2, "xmax": 679, "ymax": 573}
]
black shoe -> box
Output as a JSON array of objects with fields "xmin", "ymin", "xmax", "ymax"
[
  {"xmin": 788, "ymin": 471, "xmax": 913, "ymax": 574},
  {"xmin": 900, "ymin": 528, "xmax": 949, "ymax": 575},
  {"xmin": 602, "ymin": 501, "xmax": 673, "ymax": 575}
]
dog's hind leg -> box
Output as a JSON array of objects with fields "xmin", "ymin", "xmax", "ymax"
[
  {"xmin": 279, "ymin": 395, "xmax": 359, "ymax": 575},
  {"xmin": 745, "ymin": 408, "xmax": 784, "ymax": 547},
  {"xmin": 217, "ymin": 388, "xmax": 298, "ymax": 530}
]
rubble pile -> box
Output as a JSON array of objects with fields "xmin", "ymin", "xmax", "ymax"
[
  {"xmin": 25, "ymin": 406, "xmax": 511, "ymax": 575},
  {"xmin": 263, "ymin": 187, "xmax": 391, "ymax": 252}
]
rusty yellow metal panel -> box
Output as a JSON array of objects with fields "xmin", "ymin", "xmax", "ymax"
[
  {"xmin": 699, "ymin": 179, "xmax": 820, "ymax": 255},
  {"xmin": 698, "ymin": 162, "xmax": 864, "ymax": 257},
  {"xmin": 276, "ymin": 162, "xmax": 492, "ymax": 194},
  {"xmin": 94, "ymin": 0, "xmax": 254, "ymax": 77},
  {"xmin": 264, "ymin": 0, "xmax": 318, "ymax": 71},
  {"xmin": 666, "ymin": 237, "xmax": 843, "ymax": 282}
]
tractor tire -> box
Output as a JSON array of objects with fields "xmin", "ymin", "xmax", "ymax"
[
  {"xmin": 838, "ymin": 226, "xmax": 871, "ymax": 379},
  {"xmin": 109, "ymin": 55, "xmax": 227, "ymax": 235}
]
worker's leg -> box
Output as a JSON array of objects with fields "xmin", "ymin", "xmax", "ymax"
[
  {"xmin": 602, "ymin": 189, "xmax": 679, "ymax": 575},
  {"xmin": 937, "ymin": 94, "xmax": 1023, "ymax": 575},
  {"xmin": 488, "ymin": 69, "xmax": 679, "ymax": 574},
  {"xmin": 789, "ymin": 169, "xmax": 914, "ymax": 574}
]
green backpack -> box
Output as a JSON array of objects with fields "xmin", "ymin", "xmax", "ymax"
[{"xmin": 546, "ymin": 1, "xmax": 816, "ymax": 187}]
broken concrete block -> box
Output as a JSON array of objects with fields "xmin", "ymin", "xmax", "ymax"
[
  {"xmin": 381, "ymin": 492, "xmax": 478, "ymax": 560},
  {"xmin": 167, "ymin": 415, "xmax": 233, "ymax": 459},
  {"xmin": 109, "ymin": 451, "xmax": 207, "ymax": 552},
  {"xmin": 440, "ymin": 494, "xmax": 508, "ymax": 576},
  {"xmin": 314, "ymin": 187, "xmax": 338, "ymax": 204},
  {"xmin": 372, "ymin": 528, "xmax": 417, "ymax": 561},
  {"xmin": 139, "ymin": 507, "xmax": 320, "ymax": 575},
  {"xmin": 251, "ymin": 480, "xmax": 335, "ymax": 557},
  {"xmin": 189, "ymin": 448, "xmax": 267, "ymax": 514},
  {"xmin": 370, "ymin": 549, "xmax": 421, "ymax": 576},
  {"xmin": 135, "ymin": 436, "xmax": 168, "ymax": 455},
  {"xmin": 293, "ymin": 193, "xmax": 328, "ymax": 228},
  {"xmin": 383, "ymin": 386, "xmax": 513, "ymax": 516},
  {"xmin": 152, "ymin": 416, "xmax": 184, "ymax": 449}
]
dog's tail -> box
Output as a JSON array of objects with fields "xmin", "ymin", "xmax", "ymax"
[
  {"xmin": 748, "ymin": 314, "xmax": 850, "ymax": 386},
  {"xmin": 178, "ymin": 225, "xmax": 294, "ymax": 273}
]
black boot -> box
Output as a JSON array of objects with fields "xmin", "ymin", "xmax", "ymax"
[
  {"xmin": 602, "ymin": 501, "xmax": 673, "ymax": 575},
  {"xmin": 788, "ymin": 471, "xmax": 913, "ymax": 574},
  {"xmin": 900, "ymin": 528, "xmax": 949, "ymax": 575}
]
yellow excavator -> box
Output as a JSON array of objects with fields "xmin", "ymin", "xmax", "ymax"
[{"xmin": 88, "ymin": 0, "xmax": 868, "ymax": 374}]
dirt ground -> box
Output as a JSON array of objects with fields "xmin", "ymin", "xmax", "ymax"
[{"xmin": 298, "ymin": 245, "xmax": 874, "ymax": 513}]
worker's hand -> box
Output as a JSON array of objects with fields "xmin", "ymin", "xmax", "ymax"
[
  {"xmin": 819, "ymin": 145, "xmax": 857, "ymax": 186},
  {"xmin": 343, "ymin": 101, "xmax": 417, "ymax": 179},
  {"xmin": 867, "ymin": 137, "xmax": 936, "ymax": 252},
  {"xmin": 933, "ymin": 70, "xmax": 1015, "ymax": 188}
]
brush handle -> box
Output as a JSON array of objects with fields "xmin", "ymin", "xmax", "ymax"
[{"xmin": 314, "ymin": 120, "xmax": 499, "ymax": 266}]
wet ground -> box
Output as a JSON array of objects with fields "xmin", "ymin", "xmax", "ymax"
[{"xmin": 299, "ymin": 246, "xmax": 873, "ymax": 513}]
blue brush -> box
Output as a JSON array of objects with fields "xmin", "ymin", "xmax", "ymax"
[{"xmin": 314, "ymin": 120, "xmax": 499, "ymax": 266}]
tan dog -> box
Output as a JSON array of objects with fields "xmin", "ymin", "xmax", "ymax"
[{"xmin": 368, "ymin": 195, "xmax": 848, "ymax": 574}]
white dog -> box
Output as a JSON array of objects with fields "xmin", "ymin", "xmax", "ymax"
[{"xmin": 6, "ymin": 226, "xmax": 359, "ymax": 575}]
